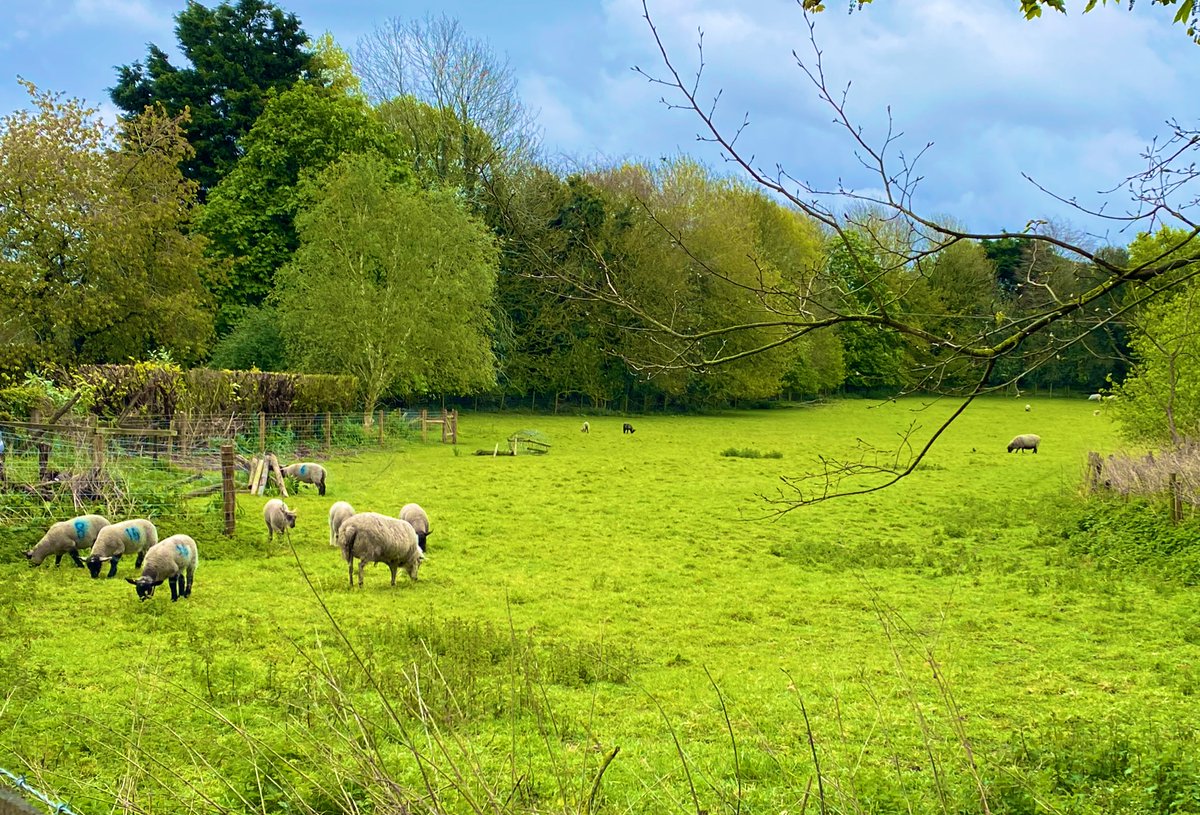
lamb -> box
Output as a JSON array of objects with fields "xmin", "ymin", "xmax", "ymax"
[
  {"xmin": 281, "ymin": 462, "xmax": 327, "ymax": 496},
  {"xmin": 581, "ymin": 421, "xmax": 589, "ymax": 433},
  {"xmin": 86, "ymin": 518, "xmax": 158, "ymax": 579},
  {"xmin": 338, "ymin": 512, "xmax": 423, "ymax": 589},
  {"xmin": 1024, "ymin": 404, "xmax": 1031, "ymax": 412},
  {"xmin": 126, "ymin": 534, "xmax": 198, "ymax": 602},
  {"xmin": 328, "ymin": 500, "xmax": 355, "ymax": 547},
  {"xmin": 400, "ymin": 502, "xmax": 431, "ymax": 552},
  {"xmin": 24, "ymin": 514, "xmax": 111, "ymax": 568},
  {"xmin": 623, "ymin": 422, "xmax": 636, "ymax": 434},
  {"xmin": 264, "ymin": 498, "xmax": 297, "ymax": 544},
  {"xmin": 1007, "ymin": 434, "xmax": 1041, "ymax": 454}
]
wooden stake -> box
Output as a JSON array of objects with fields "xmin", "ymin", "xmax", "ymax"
[{"xmin": 221, "ymin": 443, "xmax": 236, "ymax": 537}]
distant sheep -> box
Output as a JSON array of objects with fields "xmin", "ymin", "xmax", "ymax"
[
  {"xmin": 1088, "ymin": 393, "xmax": 1103, "ymax": 402},
  {"xmin": 400, "ymin": 503, "xmax": 431, "ymax": 553},
  {"xmin": 1007, "ymin": 434, "xmax": 1041, "ymax": 454},
  {"xmin": 24, "ymin": 514, "xmax": 110, "ymax": 568},
  {"xmin": 281, "ymin": 462, "xmax": 327, "ymax": 496},
  {"xmin": 328, "ymin": 501, "xmax": 355, "ymax": 547},
  {"xmin": 623, "ymin": 423, "xmax": 636, "ymax": 434},
  {"xmin": 338, "ymin": 512, "xmax": 422, "ymax": 589},
  {"xmin": 87, "ymin": 518, "xmax": 158, "ymax": 579},
  {"xmin": 581, "ymin": 421, "xmax": 589, "ymax": 433},
  {"xmin": 126, "ymin": 534, "xmax": 197, "ymax": 602},
  {"xmin": 263, "ymin": 498, "xmax": 297, "ymax": 544},
  {"xmin": 1024, "ymin": 404, "xmax": 1031, "ymax": 412}
]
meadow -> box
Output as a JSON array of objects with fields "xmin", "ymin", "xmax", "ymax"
[{"xmin": 1, "ymin": 396, "xmax": 1198, "ymax": 815}]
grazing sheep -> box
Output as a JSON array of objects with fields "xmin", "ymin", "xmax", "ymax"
[
  {"xmin": 623, "ymin": 422, "xmax": 636, "ymax": 434},
  {"xmin": 87, "ymin": 518, "xmax": 158, "ymax": 579},
  {"xmin": 126, "ymin": 534, "xmax": 197, "ymax": 602},
  {"xmin": 24, "ymin": 514, "xmax": 111, "ymax": 568},
  {"xmin": 1088, "ymin": 393, "xmax": 1103, "ymax": 402},
  {"xmin": 1024, "ymin": 404, "xmax": 1031, "ymax": 412},
  {"xmin": 263, "ymin": 498, "xmax": 297, "ymax": 544},
  {"xmin": 400, "ymin": 502, "xmax": 431, "ymax": 552},
  {"xmin": 328, "ymin": 500, "xmax": 355, "ymax": 547},
  {"xmin": 281, "ymin": 462, "xmax": 327, "ymax": 496},
  {"xmin": 1007, "ymin": 434, "xmax": 1041, "ymax": 454},
  {"xmin": 338, "ymin": 512, "xmax": 422, "ymax": 589},
  {"xmin": 581, "ymin": 421, "xmax": 589, "ymax": 433}
]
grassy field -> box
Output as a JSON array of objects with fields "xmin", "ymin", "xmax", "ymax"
[{"xmin": 2, "ymin": 396, "xmax": 1198, "ymax": 814}]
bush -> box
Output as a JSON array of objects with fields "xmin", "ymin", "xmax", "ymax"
[
  {"xmin": 1050, "ymin": 498, "xmax": 1200, "ymax": 585},
  {"xmin": 720, "ymin": 447, "xmax": 783, "ymax": 459}
]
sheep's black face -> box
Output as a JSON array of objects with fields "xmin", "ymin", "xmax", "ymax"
[
  {"xmin": 286, "ymin": 513, "xmax": 296, "ymax": 529},
  {"xmin": 125, "ymin": 577, "xmax": 159, "ymax": 600},
  {"xmin": 86, "ymin": 556, "xmax": 103, "ymax": 579}
]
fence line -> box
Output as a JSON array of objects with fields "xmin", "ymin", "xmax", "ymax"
[{"xmin": 0, "ymin": 767, "xmax": 81, "ymax": 815}]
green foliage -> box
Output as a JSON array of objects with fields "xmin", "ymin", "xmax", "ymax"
[
  {"xmin": 1051, "ymin": 498, "xmax": 1200, "ymax": 584},
  {"xmin": 274, "ymin": 152, "xmax": 498, "ymax": 413},
  {"xmin": 720, "ymin": 446, "xmax": 783, "ymax": 458},
  {"xmin": 206, "ymin": 305, "xmax": 288, "ymax": 371},
  {"xmin": 109, "ymin": 0, "xmax": 320, "ymax": 193}
]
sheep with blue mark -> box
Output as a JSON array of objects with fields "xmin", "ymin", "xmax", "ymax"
[
  {"xmin": 126, "ymin": 534, "xmax": 198, "ymax": 602},
  {"xmin": 86, "ymin": 518, "xmax": 158, "ymax": 578},
  {"xmin": 400, "ymin": 503, "xmax": 431, "ymax": 552},
  {"xmin": 24, "ymin": 514, "xmax": 110, "ymax": 568},
  {"xmin": 281, "ymin": 461, "xmax": 327, "ymax": 496},
  {"xmin": 328, "ymin": 501, "xmax": 355, "ymax": 547},
  {"xmin": 338, "ymin": 512, "xmax": 423, "ymax": 589}
]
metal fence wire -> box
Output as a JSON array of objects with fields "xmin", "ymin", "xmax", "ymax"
[{"xmin": 0, "ymin": 767, "xmax": 81, "ymax": 815}]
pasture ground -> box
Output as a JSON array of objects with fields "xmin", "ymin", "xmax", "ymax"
[{"xmin": 2, "ymin": 396, "xmax": 1197, "ymax": 814}]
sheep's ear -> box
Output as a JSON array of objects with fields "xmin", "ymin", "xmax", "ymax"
[
  {"xmin": 125, "ymin": 577, "xmax": 138, "ymax": 585},
  {"xmin": 22, "ymin": 551, "xmax": 32, "ymax": 559}
]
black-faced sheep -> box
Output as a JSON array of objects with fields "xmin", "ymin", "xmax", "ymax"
[
  {"xmin": 24, "ymin": 514, "xmax": 111, "ymax": 568},
  {"xmin": 399, "ymin": 502, "xmax": 431, "ymax": 552},
  {"xmin": 281, "ymin": 462, "xmax": 327, "ymax": 496},
  {"xmin": 338, "ymin": 512, "xmax": 422, "ymax": 589},
  {"xmin": 126, "ymin": 534, "xmax": 197, "ymax": 602},
  {"xmin": 623, "ymin": 422, "xmax": 635, "ymax": 434},
  {"xmin": 329, "ymin": 500, "xmax": 355, "ymax": 547},
  {"xmin": 86, "ymin": 518, "xmax": 158, "ymax": 579},
  {"xmin": 263, "ymin": 498, "xmax": 297, "ymax": 544},
  {"xmin": 1007, "ymin": 434, "xmax": 1041, "ymax": 453}
]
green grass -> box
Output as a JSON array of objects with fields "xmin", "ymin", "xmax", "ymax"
[{"xmin": 2, "ymin": 396, "xmax": 1198, "ymax": 814}]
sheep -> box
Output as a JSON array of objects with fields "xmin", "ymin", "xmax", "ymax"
[
  {"xmin": 24, "ymin": 514, "xmax": 111, "ymax": 568},
  {"xmin": 1088, "ymin": 393, "xmax": 1103, "ymax": 402},
  {"xmin": 328, "ymin": 500, "xmax": 355, "ymax": 547},
  {"xmin": 264, "ymin": 498, "xmax": 297, "ymax": 544},
  {"xmin": 400, "ymin": 502, "xmax": 432, "ymax": 552},
  {"xmin": 281, "ymin": 461, "xmax": 327, "ymax": 496},
  {"xmin": 1007, "ymin": 434, "xmax": 1041, "ymax": 454},
  {"xmin": 1024, "ymin": 404, "xmax": 1031, "ymax": 412},
  {"xmin": 623, "ymin": 422, "xmax": 636, "ymax": 434},
  {"xmin": 86, "ymin": 518, "xmax": 158, "ymax": 579},
  {"xmin": 581, "ymin": 421, "xmax": 589, "ymax": 433},
  {"xmin": 1094, "ymin": 409, "xmax": 1102, "ymax": 416},
  {"xmin": 126, "ymin": 534, "xmax": 198, "ymax": 602},
  {"xmin": 338, "ymin": 512, "xmax": 423, "ymax": 589}
]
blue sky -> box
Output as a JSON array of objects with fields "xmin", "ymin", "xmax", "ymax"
[{"xmin": 0, "ymin": 0, "xmax": 1195, "ymax": 238}]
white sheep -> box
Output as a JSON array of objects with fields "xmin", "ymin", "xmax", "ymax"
[
  {"xmin": 1007, "ymin": 434, "xmax": 1041, "ymax": 454},
  {"xmin": 281, "ymin": 462, "xmax": 327, "ymax": 496},
  {"xmin": 263, "ymin": 498, "xmax": 296, "ymax": 544},
  {"xmin": 126, "ymin": 534, "xmax": 198, "ymax": 602},
  {"xmin": 1088, "ymin": 393, "xmax": 1103, "ymax": 401},
  {"xmin": 581, "ymin": 421, "xmax": 589, "ymax": 433},
  {"xmin": 1024, "ymin": 404, "xmax": 1031, "ymax": 412},
  {"xmin": 86, "ymin": 518, "xmax": 158, "ymax": 579},
  {"xmin": 24, "ymin": 514, "xmax": 111, "ymax": 568},
  {"xmin": 338, "ymin": 512, "xmax": 423, "ymax": 589},
  {"xmin": 328, "ymin": 501, "xmax": 355, "ymax": 547},
  {"xmin": 400, "ymin": 502, "xmax": 431, "ymax": 552}
]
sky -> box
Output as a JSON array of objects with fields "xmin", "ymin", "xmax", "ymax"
[{"xmin": 0, "ymin": 0, "xmax": 1195, "ymax": 238}]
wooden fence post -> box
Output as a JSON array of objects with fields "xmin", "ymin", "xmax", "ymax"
[
  {"xmin": 167, "ymin": 418, "xmax": 175, "ymax": 462},
  {"xmin": 421, "ymin": 409, "xmax": 428, "ymax": 443},
  {"xmin": 258, "ymin": 412, "xmax": 266, "ymax": 456},
  {"xmin": 378, "ymin": 410, "xmax": 385, "ymax": 445},
  {"xmin": 324, "ymin": 412, "xmax": 332, "ymax": 453},
  {"xmin": 221, "ymin": 443, "xmax": 236, "ymax": 537},
  {"xmin": 92, "ymin": 430, "xmax": 105, "ymax": 472},
  {"xmin": 441, "ymin": 409, "xmax": 448, "ymax": 443},
  {"xmin": 1170, "ymin": 472, "xmax": 1183, "ymax": 524}
]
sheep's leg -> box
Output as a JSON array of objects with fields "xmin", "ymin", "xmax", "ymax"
[
  {"xmin": 54, "ymin": 553, "xmax": 64, "ymax": 566},
  {"xmin": 184, "ymin": 568, "xmax": 193, "ymax": 598},
  {"xmin": 389, "ymin": 564, "xmax": 398, "ymax": 586},
  {"xmin": 318, "ymin": 480, "xmax": 326, "ymax": 496},
  {"xmin": 358, "ymin": 560, "xmax": 366, "ymax": 588},
  {"xmin": 134, "ymin": 551, "xmax": 145, "ymax": 568},
  {"xmin": 107, "ymin": 555, "xmax": 120, "ymax": 579},
  {"xmin": 169, "ymin": 575, "xmax": 180, "ymax": 602},
  {"xmin": 69, "ymin": 549, "xmax": 86, "ymax": 568}
]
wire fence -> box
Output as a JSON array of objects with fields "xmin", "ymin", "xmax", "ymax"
[
  {"xmin": 0, "ymin": 409, "xmax": 454, "ymax": 532},
  {"xmin": 0, "ymin": 767, "xmax": 81, "ymax": 815}
]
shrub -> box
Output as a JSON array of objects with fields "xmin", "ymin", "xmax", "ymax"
[
  {"xmin": 720, "ymin": 447, "xmax": 783, "ymax": 459},
  {"xmin": 1051, "ymin": 498, "xmax": 1200, "ymax": 585}
]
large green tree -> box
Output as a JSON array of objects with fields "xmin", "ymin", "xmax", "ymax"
[
  {"xmin": 0, "ymin": 84, "xmax": 213, "ymax": 373},
  {"xmin": 109, "ymin": 0, "xmax": 318, "ymax": 194},
  {"xmin": 273, "ymin": 153, "xmax": 498, "ymax": 416}
]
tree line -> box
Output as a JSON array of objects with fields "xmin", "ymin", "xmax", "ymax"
[{"xmin": 1, "ymin": 0, "xmax": 1195, "ymax": 445}]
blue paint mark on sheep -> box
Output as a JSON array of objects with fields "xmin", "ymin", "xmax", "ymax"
[
  {"xmin": 125, "ymin": 527, "xmax": 141, "ymax": 543},
  {"xmin": 74, "ymin": 520, "xmax": 87, "ymax": 540},
  {"xmin": 299, "ymin": 464, "xmax": 307, "ymax": 476},
  {"xmin": 175, "ymin": 543, "xmax": 190, "ymax": 558}
]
